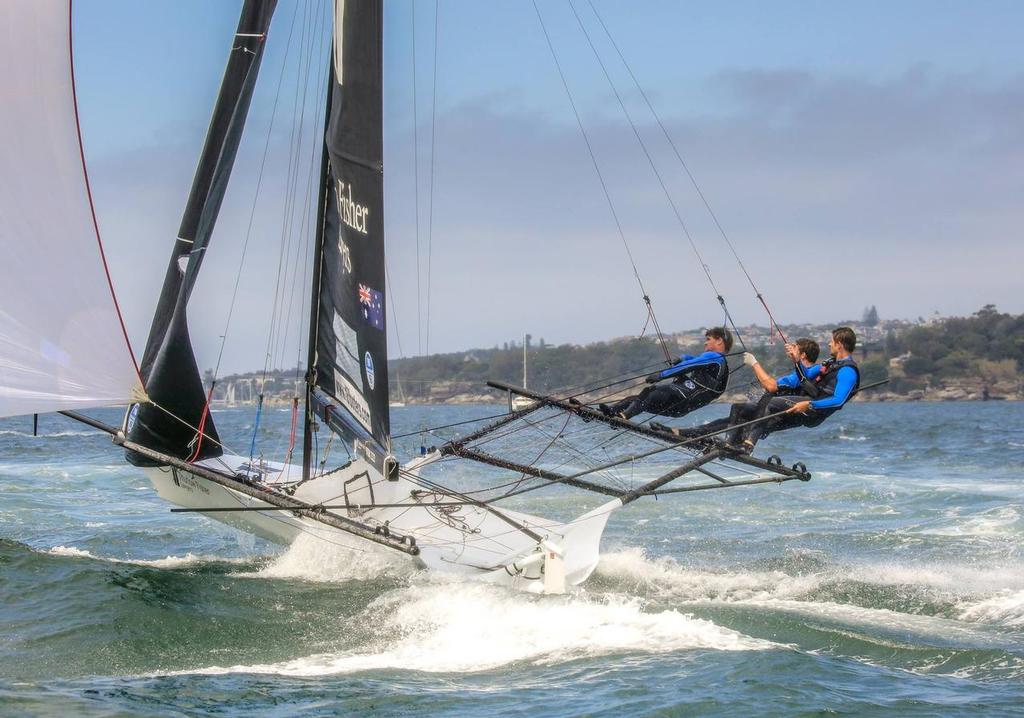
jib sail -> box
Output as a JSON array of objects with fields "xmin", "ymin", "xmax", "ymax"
[{"xmin": 126, "ymin": 0, "xmax": 277, "ymax": 465}]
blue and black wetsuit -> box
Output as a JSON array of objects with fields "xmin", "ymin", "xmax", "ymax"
[
  {"xmin": 607, "ymin": 351, "xmax": 729, "ymax": 420},
  {"xmin": 740, "ymin": 357, "xmax": 860, "ymax": 447},
  {"xmin": 776, "ymin": 363, "xmax": 823, "ymax": 395},
  {"xmin": 674, "ymin": 363, "xmax": 821, "ymax": 442}
]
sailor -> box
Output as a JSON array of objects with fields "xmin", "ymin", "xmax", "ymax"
[
  {"xmin": 734, "ymin": 326, "xmax": 860, "ymax": 452},
  {"xmin": 600, "ymin": 327, "xmax": 732, "ymax": 420},
  {"xmin": 655, "ymin": 337, "xmax": 821, "ymax": 442}
]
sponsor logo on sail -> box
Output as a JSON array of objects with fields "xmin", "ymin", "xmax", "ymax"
[
  {"xmin": 338, "ymin": 238, "xmax": 352, "ymax": 273},
  {"xmin": 335, "ymin": 179, "xmax": 369, "ymax": 234},
  {"xmin": 333, "ymin": 368, "xmax": 372, "ymax": 432},
  {"xmin": 364, "ymin": 351, "xmax": 375, "ymax": 390}
]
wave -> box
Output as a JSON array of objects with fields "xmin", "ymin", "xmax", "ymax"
[
  {"xmin": 908, "ymin": 506, "xmax": 1022, "ymax": 539},
  {"xmin": 184, "ymin": 580, "xmax": 772, "ymax": 677},
  {"xmin": 596, "ymin": 547, "xmax": 1024, "ymax": 611},
  {"xmin": 46, "ymin": 545, "xmax": 249, "ymax": 569},
  {"xmin": 0, "ymin": 429, "xmax": 103, "ymax": 438},
  {"xmin": 957, "ymin": 590, "xmax": 1024, "ymax": 627}
]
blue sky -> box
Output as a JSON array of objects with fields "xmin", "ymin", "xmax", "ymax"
[{"xmin": 72, "ymin": 1, "xmax": 1024, "ymax": 373}]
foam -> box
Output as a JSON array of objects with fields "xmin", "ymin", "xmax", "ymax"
[
  {"xmin": 597, "ymin": 548, "xmax": 820, "ymax": 602},
  {"xmin": 245, "ymin": 532, "xmax": 414, "ymax": 582},
  {"xmin": 188, "ymin": 581, "xmax": 772, "ymax": 676},
  {"xmin": 597, "ymin": 548, "xmax": 1024, "ymax": 614},
  {"xmin": 957, "ymin": 590, "xmax": 1024, "ymax": 627},
  {"xmin": 909, "ymin": 506, "xmax": 1022, "ymax": 539}
]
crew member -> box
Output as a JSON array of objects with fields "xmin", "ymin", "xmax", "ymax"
[
  {"xmin": 600, "ymin": 327, "xmax": 732, "ymax": 421},
  {"xmin": 655, "ymin": 337, "xmax": 821, "ymax": 443},
  {"xmin": 735, "ymin": 326, "xmax": 860, "ymax": 452}
]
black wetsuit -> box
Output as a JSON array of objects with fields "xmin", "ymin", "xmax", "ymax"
[{"xmin": 608, "ymin": 351, "xmax": 729, "ymax": 420}]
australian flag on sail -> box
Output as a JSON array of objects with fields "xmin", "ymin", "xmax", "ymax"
[{"xmin": 358, "ymin": 283, "xmax": 384, "ymax": 330}]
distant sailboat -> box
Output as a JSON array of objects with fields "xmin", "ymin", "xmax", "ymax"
[
  {"xmin": 511, "ymin": 335, "xmax": 535, "ymax": 410},
  {"xmin": 1, "ymin": 0, "xmax": 812, "ymax": 594}
]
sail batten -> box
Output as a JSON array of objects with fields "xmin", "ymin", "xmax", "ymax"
[
  {"xmin": 308, "ymin": 0, "xmax": 390, "ymax": 448},
  {"xmin": 0, "ymin": 0, "xmax": 141, "ymax": 420}
]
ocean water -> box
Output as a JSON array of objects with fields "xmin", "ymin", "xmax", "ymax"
[{"xmin": 1, "ymin": 401, "xmax": 1022, "ymax": 717}]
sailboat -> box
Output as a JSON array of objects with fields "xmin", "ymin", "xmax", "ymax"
[
  {"xmin": 510, "ymin": 335, "xmax": 535, "ymax": 411},
  {"xmin": 1, "ymin": 0, "xmax": 812, "ymax": 594}
]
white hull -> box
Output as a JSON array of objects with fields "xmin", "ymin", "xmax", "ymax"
[{"xmin": 146, "ymin": 450, "xmax": 618, "ymax": 593}]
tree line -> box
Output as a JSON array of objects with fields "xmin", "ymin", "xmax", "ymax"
[{"xmin": 389, "ymin": 306, "xmax": 1022, "ymax": 400}]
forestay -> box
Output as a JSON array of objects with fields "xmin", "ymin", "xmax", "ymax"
[{"xmin": 0, "ymin": 1, "xmax": 141, "ymax": 419}]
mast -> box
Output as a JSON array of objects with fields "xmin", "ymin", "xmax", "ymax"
[
  {"xmin": 125, "ymin": 0, "xmax": 278, "ymax": 465},
  {"xmin": 523, "ymin": 334, "xmax": 528, "ymax": 389},
  {"xmin": 303, "ymin": 95, "xmax": 333, "ymax": 481},
  {"xmin": 304, "ymin": 0, "xmax": 390, "ymax": 458}
]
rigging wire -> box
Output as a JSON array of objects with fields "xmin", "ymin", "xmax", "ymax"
[
  {"xmin": 389, "ymin": 359, "xmax": 667, "ymax": 439},
  {"xmin": 583, "ymin": 0, "xmax": 785, "ymax": 346},
  {"xmin": 278, "ymin": 2, "xmax": 331, "ymax": 466},
  {"xmin": 269, "ymin": 0, "xmax": 324, "ymax": 374},
  {"xmin": 531, "ymin": 0, "xmax": 672, "ymax": 364},
  {"xmin": 424, "ymin": 0, "xmax": 440, "ymax": 356},
  {"xmin": 184, "ymin": 2, "xmax": 304, "ymax": 462},
  {"xmin": 262, "ymin": 0, "xmax": 314, "ymax": 378},
  {"xmin": 276, "ymin": 2, "xmax": 330, "ymax": 374},
  {"xmin": 411, "ymin": 0, "xmax": 423, "ymax": 356},
  {"xmin": 243, "ymin": 0, "xmax": 328, "ymax": 462},
  {"xmin": 566, "ymin": 0, "xmax": 747, "ymax": 352}
]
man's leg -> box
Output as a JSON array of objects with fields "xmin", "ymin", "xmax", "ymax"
[
  {"xmin": 657, "ymin": 399, "xmax": 754, "ymax": 447},
  {"xmin": 723, "ymin": 400, "xmax": 761, "ymax": 445},
  {"xmin": 740, "ymin": 396, "xmax": 806, "ymax": 450},
  {"xmin": 605, "ymin": 386, "xmax": 654, "ymax": 419},
  {"xmin": 633, "ymin": 385, "xmax": 698, "ymax": 419}
]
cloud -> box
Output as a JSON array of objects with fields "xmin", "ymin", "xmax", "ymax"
[{"xmin": 89, "ymin": 64, "xmax": 1024, "ymax": 370}]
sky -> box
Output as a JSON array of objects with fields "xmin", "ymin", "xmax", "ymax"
[{"xmin": 72, "ymin": 1, "xmax": 1024, "ymax": 374}]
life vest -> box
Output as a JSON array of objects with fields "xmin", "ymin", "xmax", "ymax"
[
  {"xmin": 802, "ymin": 356, "xmax": 860, "ymax": 426},
  {"xmin": 774, "ymin": 364, "xmax": 820, "ymax": 398},
  {"xmin": 815, "ymin": 356, "xmax": 860, "ymax": 397}
]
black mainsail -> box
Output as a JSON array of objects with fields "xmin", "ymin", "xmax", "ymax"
[
  {"xmin": 305, "ymin": 0, "xmax": 390, "ymax": 457},
  {"xmin": 126, "ymin": 0, "xmax": 278, "ymax": 465}
]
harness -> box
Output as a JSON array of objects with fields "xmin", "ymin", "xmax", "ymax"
[
  {"xmin": 814, "ymin": 357, "xmax": 860, "ymax": 397},
  {"xmin": 802, "ymin": 356, "xmax": 860, "ymax": 426}
]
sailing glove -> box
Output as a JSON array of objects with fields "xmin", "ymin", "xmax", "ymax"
[
  {"xmin": 743, "ymin": 352, "xmax": 759, "ymax": 367},
  {"xmin": 645, "ymin": 372, "xmax": 662, "ymax": 384}
]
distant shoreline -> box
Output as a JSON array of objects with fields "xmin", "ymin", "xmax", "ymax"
[{"xmin": 213, "ymin": 393, "xmax": 1020, "ymax": 409}]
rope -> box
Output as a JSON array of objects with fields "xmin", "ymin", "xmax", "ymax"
[
  {"xmin": 567, "ymin": 0, "xmax": 745, "ymax": 354},
  {"xmin": 285, "ymin": 397, "xmax": 300, "ymax": 464},
  {"xmin": 68, "ymin": 8, "xmax": 143, "ymax": 385},
  {"xmin": 583, "ymin": 0, "xmax": 777, "ymax": 347},
  {"xmin": 248, "ymin": 394, "xmax": 265, "ymax": 461},
  {"xmin": 411, "ymin": 0, "xmax": 423, "ymax": 356},
  {"xmin": 424, "ymin": 0, "xmax": 440, "ymax": 356},
  {"xmin": 531, "ymin": 0, "xmax": 671, "ymax": 364}
]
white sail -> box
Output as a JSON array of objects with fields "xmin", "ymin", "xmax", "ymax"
[{"xmin": 0, "ymin": 1, "xmax": 141, "ymax": 419}]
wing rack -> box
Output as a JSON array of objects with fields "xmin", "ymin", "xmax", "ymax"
[{"xmin": 435, "ymin": 381, "xmax": 811, "ymax": 506}]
